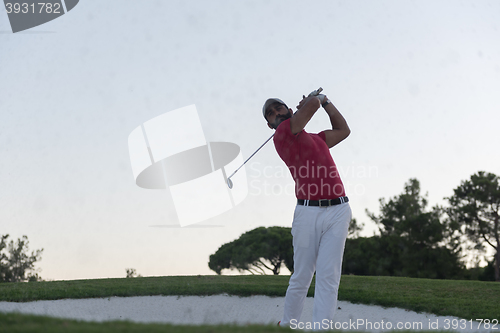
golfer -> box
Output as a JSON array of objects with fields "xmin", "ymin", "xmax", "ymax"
[{"xmin": 262, "ymin": 91, "xmax": 352, "ymax": 328}]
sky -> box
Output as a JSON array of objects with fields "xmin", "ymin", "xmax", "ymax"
[{"xmin": 1, "ymin": 0, "xmax": 499, "ymax": 281}]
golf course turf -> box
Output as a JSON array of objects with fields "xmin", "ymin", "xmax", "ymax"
[{"xmin": 0, "ymin": 275, "xmax": 498, "ymax": 332}]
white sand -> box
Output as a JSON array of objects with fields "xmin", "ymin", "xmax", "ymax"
[{"xmin": 0, "ymin": 295, "xmax": 494, "ymax": 332}]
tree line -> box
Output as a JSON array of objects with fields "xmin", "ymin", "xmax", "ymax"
[{"xmin": 209, "ymin": 171, "xmax": 500, "ymax": 281}]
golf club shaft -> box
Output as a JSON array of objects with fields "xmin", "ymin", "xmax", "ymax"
[{"xmin": 227, "ymin": 133, "xmax": 275, "ymax": 179}]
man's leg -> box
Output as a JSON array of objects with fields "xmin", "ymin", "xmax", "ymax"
[
  {"xmin": 280, "ymin": 205, "xmax": 319, "ymax": 326},
  {"xmin": 312, "ymin": 203, "xmax": 351, "ymax": 324}
]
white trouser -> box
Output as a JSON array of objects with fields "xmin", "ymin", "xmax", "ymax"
[{"xmin": 281, "ymin": 202, "xmax": 351, "ymax": 328}]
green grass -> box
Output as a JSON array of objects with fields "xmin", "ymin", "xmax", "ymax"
[
  {"xmin": 338, "ymin": 275, "xmax": 500, "ymax": 320},
  {"xmin": 0, "ymin": 312, "xmax": 459, "ymax": 333},
  {"xmin": 0, "ymin": 275, "xmax": 499, "ymax": 332},
  {"xmin": 0, "ymin": 312, "xmax": 288, "ymax": 333},
  {"xmin": 0, "ymin": 275, "xmax": 292, "ymax": 302}
]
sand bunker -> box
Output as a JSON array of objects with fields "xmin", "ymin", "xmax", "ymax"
[{"xmin": 0, "ymin": 295, "xmax": 492, "ymax": 332}]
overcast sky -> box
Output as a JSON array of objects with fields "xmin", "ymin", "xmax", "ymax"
[{"xmin": 1, "ymin": 0, "xmax": 499, "ymax": 280}]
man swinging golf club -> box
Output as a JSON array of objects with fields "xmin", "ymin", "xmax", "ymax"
[{"xmin": 263, "ymin": 89, "xmax": 352, "ymax": 328}]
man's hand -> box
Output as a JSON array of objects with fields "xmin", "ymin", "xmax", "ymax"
[
  {"xmin": 296, "ymin": 94, "xmax": 327, "ymax": 110},
  {"xmin": 296, "ymin": 95, "xmax": 315, "ymax": 109},
  {"xmin": 296, "ymin": 90, "xmax": 350, "ymax": 148},
  {"xmin": 315, "ymin": 94, "xmax": 327, "ymax": 104}
]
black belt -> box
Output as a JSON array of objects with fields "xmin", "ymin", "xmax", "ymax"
[{"xmin": 297, "ymin": 196, "xmax": 349, "ymax": 207}]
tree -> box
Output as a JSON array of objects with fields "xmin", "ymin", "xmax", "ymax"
[
  {"xmin": 368, "ymin": 179, "xmax": 450, "ymax": 246},
  {"xmin": 125, "ymin": 268, "xmax": 142, "ymax": 278},
  {"xmin": 209, "ymin": 227, "xmax": 293, "ymax": 275},
  {"xmin": 359, "ymin": 179, "xmax": 464, "ymax": 279},
  {"xmin": 347, "ymin": 218, "xmax": 364, "ymax": 238},
  {"xmin": 0, "ymin": 234, "xmax": 43, "ymax": 282},
  {"xmin": 343, "ymin": 236, "xmax": 392, "ymax": 276},
  {"xmin": 446, "ymin": 171, "xmax": 500, "ymax": 281}
]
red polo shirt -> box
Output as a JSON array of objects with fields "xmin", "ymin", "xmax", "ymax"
[{"xmin": 273, "ymin": 118, "xmax": 345, "ymax": 200}]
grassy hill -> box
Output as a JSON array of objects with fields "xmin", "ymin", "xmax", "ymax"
[{"xmin": 0, "ymin": 275, "xmax": 498, "ymax": 332}]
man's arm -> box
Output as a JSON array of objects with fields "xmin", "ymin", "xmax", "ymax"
[
  {"xmin": 289, "ymin": 95, "xmax": 321, "ymax": 134},
  {"xmin": 322, "ymin": 97, "xmax": 350, "ymax": 148}
]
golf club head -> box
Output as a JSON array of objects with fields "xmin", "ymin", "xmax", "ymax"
[{"xmin": 227, "ymin": 178, "xmax": 233, "ymax": 189}]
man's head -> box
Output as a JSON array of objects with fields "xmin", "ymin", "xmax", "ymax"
[{"xmin": 262, "ymin": 98, "xmax": 293, "ymax": 130}]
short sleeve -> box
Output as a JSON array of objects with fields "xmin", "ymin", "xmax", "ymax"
[{"xmin": 318, "ymin": 131, "xmax": 328, "ymax": 143}]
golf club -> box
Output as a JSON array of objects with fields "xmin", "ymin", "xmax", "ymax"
[{"xmin": 227, "ymin": 87, "xmax": 323, "ymax": 189}]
